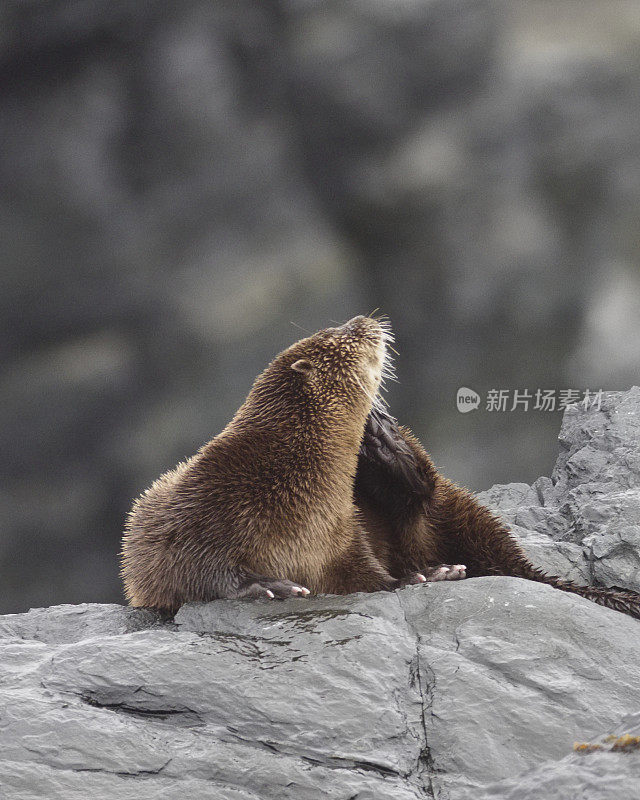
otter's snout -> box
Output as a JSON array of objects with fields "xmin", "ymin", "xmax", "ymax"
[
  {"xmin": 342, "ymin": 315, "xmax": 368, "ymax": 329},
  {"xmin": 339, "ymin": 315, "xmax": 381, "ymax": 336}
]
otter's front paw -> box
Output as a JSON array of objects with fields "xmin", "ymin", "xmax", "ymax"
[
  {"xmin": 422, "ymin": 564, "xmax": 467, "ymax": 581},
  {"xmin": 238, "ymin": 578, "xmax": 311, "ymax": 600}
]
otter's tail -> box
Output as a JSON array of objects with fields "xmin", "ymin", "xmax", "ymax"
[{"xmin": 510, "ymin": 561, "xmax": 640, "ymax": 620}]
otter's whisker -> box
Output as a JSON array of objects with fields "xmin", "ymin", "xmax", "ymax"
[{"xmin": 354, "ymin": 373, "xmax": 388, "ymax": 413}]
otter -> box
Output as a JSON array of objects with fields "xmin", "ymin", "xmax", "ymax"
[
  {"xmin": 121, "ymin": 316, "xmax": 640, "ymax": 620},
  {"xmin": 356, "ymin": 406, "xmax": 640, "ymax": 620},
  {"xmin": 121, "ymin": 316, "xmax": 436, "ymax": 611}
]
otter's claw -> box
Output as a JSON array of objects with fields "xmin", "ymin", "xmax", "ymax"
[
  {"xmin": 238, "ymin": 578, "xmax": 311, "ymax": 600},
  {"xmin": 398, "ymin": 572, "xmax": 428, "ymax": 587},
  {"xmin": 423, "ymin": 564, "xmax": 467, "ymax": 581}
]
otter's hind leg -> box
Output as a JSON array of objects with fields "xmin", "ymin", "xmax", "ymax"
[
  {"xmin": 321, "ymin": 525, "xmax": 403, "ymax": 594},
  {"xmin": 429, "ymin": 480, "xmax": 532, "ymax": 578},
  {"xmin": 434, "ymin": 483, "xmax": 640, "ymax": 619}
]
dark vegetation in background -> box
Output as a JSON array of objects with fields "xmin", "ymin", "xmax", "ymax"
[{"xmin": 1, "ymin": 0, "xmax": 639, "ymax": 612}]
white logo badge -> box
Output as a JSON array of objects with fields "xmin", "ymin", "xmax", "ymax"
[{"xmin": 457, "ymin": 387, "xmax": 480, "ymax": 413}]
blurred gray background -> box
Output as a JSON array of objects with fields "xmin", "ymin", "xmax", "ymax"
[{"xmin": 2, "ymin": 0, "xmax": 640, "ymax": 614}]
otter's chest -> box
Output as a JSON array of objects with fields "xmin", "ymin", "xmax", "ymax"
[{"xmin": 243, "ymin": 506, "xmax": 353, "ymax": 587}]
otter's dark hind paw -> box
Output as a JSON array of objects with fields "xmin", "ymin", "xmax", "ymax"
[
  {"xmin": 422, "ymin": 564, "xmax": 467, "ymax": 581},
  {"xmin": 359, "ymin": 408, "xmax": 429, "ymax": 496},
  {"xmin": 237, "ymin": 577, "xmax": 311, "ymax": 600}
]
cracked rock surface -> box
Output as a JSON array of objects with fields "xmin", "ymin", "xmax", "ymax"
[
  {"xmin": 476, "ymin": 387, "xmax": 640, "ymax": 594},
  {"xmin": 2, "ymin": 389, "xmax": 639, "ymax": 799}
]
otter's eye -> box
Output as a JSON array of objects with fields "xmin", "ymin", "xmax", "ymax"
[{"xmin": 291, "ymin": 359, "xmax": 315, "ymax": 376}]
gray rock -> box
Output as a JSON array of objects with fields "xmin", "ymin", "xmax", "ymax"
[
  {"xmin": 470, "ymin": 712, "xmax": 640, "ymax": 800},
  {"xmin": 552, "ymin": 387, "xmax": 640, "ymax": 492},
  {"xmin": 475, "ymin": 482, "xmax": 540, "ymax": 513},
  {"xmin": 398, "ymin": 579, "xmax": 640, "ymax": 799},
  {"xmin": 0, "ymin": 602, "xmax": 160, "ymax": 644},
  {"xmin": 0, "ymin": 594, "xmax": 425, "ymax": 799},
  {"xmin": 1, "ymin": 579, "xmax": 639, "ymax": 799},
  {"xmin": 476, "ymin": 387, "xmax": 640, "ymax": 593},
  {"xmin": 474, "ymin": 750, "xmax": 640, "ymax": 800},
  {"xmin": 507, "ymin": 525, "xmax": 591, "ymax": 585}
]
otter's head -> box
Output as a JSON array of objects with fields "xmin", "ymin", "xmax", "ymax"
[{"xmin": 247, "ymin": 316, "xmax": 395, "ymax": 433}]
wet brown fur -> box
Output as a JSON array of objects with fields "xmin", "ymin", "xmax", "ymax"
[
  {"xmin": 356, "ymin": 411, "xmax": 640, "ymax": 620},
  {"xmin": 121, "ymin": 317, "xmax": 398, "ymax": 612},
  {"xmin": 121, "ymin": 317, "xmax": 640, "ymax": 620}
]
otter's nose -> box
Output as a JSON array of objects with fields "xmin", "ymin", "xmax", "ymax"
[{"xmin": 341, "ymin": 315, "xmax": 368, "ymax": 331}]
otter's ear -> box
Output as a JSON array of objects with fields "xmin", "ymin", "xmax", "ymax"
[{"xmin": 291, "ymin": 359, "xmax": 314, "ymax": 376}]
